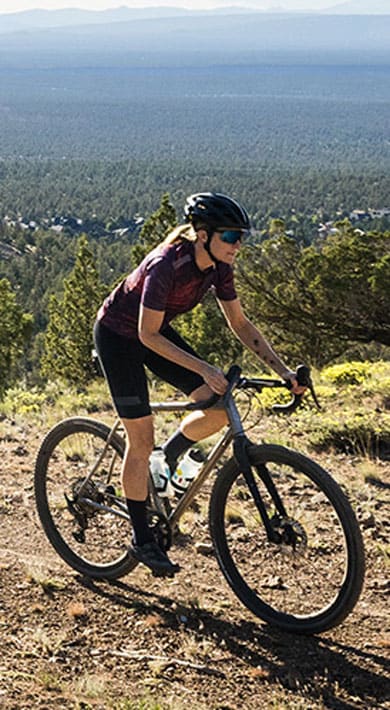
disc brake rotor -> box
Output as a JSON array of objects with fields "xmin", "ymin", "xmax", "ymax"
[{"xmin": 271, "ymin": 515, "xmax": 308, "ymax": 553}]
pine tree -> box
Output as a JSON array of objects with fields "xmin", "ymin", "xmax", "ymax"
[
  {"xmin": 0, "ymin": 278, "xmax": 33, "ymax": 395},
  {"xmin": 175, "ymin": 293, "xmax": 243, "ymax": 367},
  {"xmin": 237, "ymin": 227, "xmax": 390, "ymax": 365},
  {"xmin": 131, "ymin": 193, "xmax": 177, "ymax": 266},
  {"xmin": 41, "ymin": 235, "xmax": 106, "ymax": 387},
  {"xmin": 268, "ymin": 218, "xmax": 286, "ymax": 238}
]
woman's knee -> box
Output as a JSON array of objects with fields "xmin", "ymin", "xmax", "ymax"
[
  {"xmin": 206, "ymin": 408, "xmax": 228, "ymax": 429},
  {"xmin": 121, "ymin": 415, "xmax": 154, "ymax": 459},
  {"xmin": 189, "ymin": 383, "xmax": 213, "ymax": 402}
]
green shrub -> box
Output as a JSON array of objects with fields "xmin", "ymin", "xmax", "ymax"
[
  {"xmin": 250, "ymin": 361, "xmax": 390, "ymax": 460},
  {"xmin": 0, "ymin": 385, "xmax": 48, "ymax": 418},
  {"xmin": 360, "ymin": 375, "xmax": 390, "ymax": 407},
  {"xmin": 251, "ymin": 386, "xmax": 291, "ymax": 413},
  {"xmin": 322, "ymin": 361, "xmax": 372, "ymax": 386},
  {"xmin": 307, "ymin": 410, "xmax": 390, "ymax": 458}
]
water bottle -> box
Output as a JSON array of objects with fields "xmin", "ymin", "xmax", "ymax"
[
  {"xmin": 149, "ymin": 448, "xmax": 174, "ymax": 497},
  {"xmin": 171, "ymin": 448, "xmax": 204, "ymax": 496}
]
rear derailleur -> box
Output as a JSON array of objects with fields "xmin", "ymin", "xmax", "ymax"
[{"xmin": 65, "ymin": 478, "xmax": 114, "ymax": 544}]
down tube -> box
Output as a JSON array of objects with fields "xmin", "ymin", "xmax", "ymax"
[{"xmin": 169, "ymin": 428, "xmax": 233, "ymax": 527}]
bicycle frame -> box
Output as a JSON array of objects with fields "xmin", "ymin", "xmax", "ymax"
[
  {"xmin": 36, "ymin": 362, "xmax": 367, "ymax": 634},
  {"xmin": 76, "ymin": 366, "xmax": 300, "ymax": 541}
]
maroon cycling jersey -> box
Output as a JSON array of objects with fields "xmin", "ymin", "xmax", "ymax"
[{"xmin": 97, "ymin": 239, "xmax": 237, "ymax": 339}]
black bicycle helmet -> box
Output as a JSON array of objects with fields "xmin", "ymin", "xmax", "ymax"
[{"xmin": 184, "ymin": 192, "xmax": 250, "ymax": 231}]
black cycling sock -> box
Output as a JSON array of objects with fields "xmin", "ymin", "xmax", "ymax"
[
  {"xmin": 126, "ymin": 499, "xmax": 154, "ymax": 547},
  {"xmin": 163, "ymin": 430, "xmax": 195, "ymax": 471}
]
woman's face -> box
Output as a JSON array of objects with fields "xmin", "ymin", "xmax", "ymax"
[{"xmin": 209, "ymin": 230, "xmax": 243, "ymax": 265}]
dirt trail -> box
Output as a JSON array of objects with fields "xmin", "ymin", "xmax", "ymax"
[{"xmin": 0, "ymin": 419, "xmax": 389, "ymax": 709}]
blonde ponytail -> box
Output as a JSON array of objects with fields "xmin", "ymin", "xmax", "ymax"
[{"xmin": 163, "ymin": 223, "xmax": 197, "ymax": 245}]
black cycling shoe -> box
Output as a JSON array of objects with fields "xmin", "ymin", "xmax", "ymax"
[{"xmin": 129, "ymin": 540, "xmax": 180, "ymax": 576}]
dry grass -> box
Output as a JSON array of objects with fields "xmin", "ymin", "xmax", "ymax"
[{"xmin": 0, "ymin": 365, "xmax": 388, "ymax": 709}]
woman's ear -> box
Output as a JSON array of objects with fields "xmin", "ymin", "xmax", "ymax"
[{"xmin": 197, "ymin": 228, "xmax": 209, "ymax": 244}]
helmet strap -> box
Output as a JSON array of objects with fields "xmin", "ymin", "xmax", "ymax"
[
  {"xmin": 204, "ymin": 227, "xmax": 219, "ymax": 265},
  {"xmin": 194, "ymin": 222, "xmax": 219, "ymax": 265}
]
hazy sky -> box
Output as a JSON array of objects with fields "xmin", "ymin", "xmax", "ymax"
[{"xmin": 0, "ymin": 1, "xmax": 341, "ymax": 14}]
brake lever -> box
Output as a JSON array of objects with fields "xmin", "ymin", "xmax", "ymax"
[
  {"xmin": 295, "ymin": 364, "xmax": 321, "ymax": 410},
  {"xmin": 273, "ymin": 364, "xmax": 321, "ymax": 414}
]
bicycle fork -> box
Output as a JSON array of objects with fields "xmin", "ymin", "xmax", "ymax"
[{"xmin": 226, "ymin": 389, "xmax": 288, "ymax": 544}]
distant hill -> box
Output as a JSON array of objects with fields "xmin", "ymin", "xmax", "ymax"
[
  {"xmin": 325, "ymin": 0, "xmax": 390, "ymax": 13},
  {"xmin": 0, "ymin": 12, "xmax": 389, "ymax": 68},
  {"xmin": 0, "ymin": 0, "xmax": 389, "ymax": 37},
  {"xmin": 1, "ymin": 1, "xmax": 389, "ymax": 37},
  {"xmin": 0, "ymin": 7, "xmax": 197, "ymax": 34},
  {"xmin": 0, "ymin": 6, "xmax": 259, "ymax": 35}
]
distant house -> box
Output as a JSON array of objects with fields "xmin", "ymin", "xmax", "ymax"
[
  {"xmin": 318, "ymin": 222, "xmax": 339, "ymax": 238},
  {"xmin": 349, "ymin": 209, "xmax": 369, "ymax": 221},
  {"xmin": 350, "ymin": 207, "xmax": 390, "ymax": 221},
  {"xmin": 0, "ymin": 241, "xmax": 22, "ymax": 258},
  {"xmin": 112, "ymin": 227, "xmax": 131, "ymax": 237},
  {"xmin": 368, "ymin": 208, "xmax": 390, "ymax": 219}
]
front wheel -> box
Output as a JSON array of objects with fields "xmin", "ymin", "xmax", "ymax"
[
  {"xmin": 209, "ymin": 444, "xmax": 365, "ymax": 634},
  {"xmin": 35, "ymin": 417, "xmax": 137, "ymax": 579}
]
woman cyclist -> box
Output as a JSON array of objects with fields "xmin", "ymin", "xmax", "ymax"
[{"xmin": 94, "ymin": 192, "xmax": 305, "ymax": 576}]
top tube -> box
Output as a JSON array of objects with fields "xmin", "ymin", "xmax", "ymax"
[{"xmin": 150, "ymin": 364, "xmax": 293, "ymax": 414}]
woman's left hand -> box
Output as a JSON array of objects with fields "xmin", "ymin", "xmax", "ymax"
[{"xmin": 284, "ymin": 371, "xmax": 307, "ymax": 396}]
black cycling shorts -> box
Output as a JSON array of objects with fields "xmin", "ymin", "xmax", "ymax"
[{"xmin": 93, "ymin": 320, "xmax": 204, "ymax": 419}]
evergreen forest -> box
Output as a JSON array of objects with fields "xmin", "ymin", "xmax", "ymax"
[{"xmin": 0, "ymin": 16, "xmax": 389, "ymax": 392}]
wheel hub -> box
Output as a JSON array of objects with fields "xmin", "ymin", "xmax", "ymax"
[
  {"xmin": 71, "ymin": 477, "xmax": 104, "ymax": 515},
  {"xmin": 271, "ymin": 515, "xmax": 308, "ymax": 552}
]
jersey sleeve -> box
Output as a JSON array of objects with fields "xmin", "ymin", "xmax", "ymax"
[
  {"xmin": 214, "ymin": 264, "xmax": 237, "ymax": 301},
  {"xmin": 141, "ymin": 255, "xmax": 174, "ymax": 311}
]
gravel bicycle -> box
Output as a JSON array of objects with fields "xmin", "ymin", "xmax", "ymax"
[{"xmin": 34, "ymin": 365, "xmax": 365, "ymax": 635}]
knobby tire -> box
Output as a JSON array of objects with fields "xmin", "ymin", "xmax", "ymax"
[{"xmin": 209, "ymin": 443, "xmax": 365, "ymax": 634}]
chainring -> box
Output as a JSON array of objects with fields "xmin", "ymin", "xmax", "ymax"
[{"xmin": 147, "ymin": 507, "xmax": 172, "ymax": 551}]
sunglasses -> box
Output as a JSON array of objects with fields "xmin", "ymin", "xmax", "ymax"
[{"xmin": 217, "ymin": 229, "xmax": 249, "ymax": 244}]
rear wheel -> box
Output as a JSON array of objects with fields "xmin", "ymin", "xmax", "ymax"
[
  {"xmin": 35, "ymin": 417, "xmax": 137, "ymax": 579},
  {"xmin": 209, "ymin": 444, "xmax": 365, "ymax": 634}
]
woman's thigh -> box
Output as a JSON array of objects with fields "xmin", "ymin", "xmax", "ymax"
[
  {"xmin": 145, "ymin": 326, "xmax": 204, "ymax": 395},
  {"xmin": 93, "ymin": 320, "xmax": 151, "ymax": 419}
]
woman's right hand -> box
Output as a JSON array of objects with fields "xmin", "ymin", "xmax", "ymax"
[{"xmin": 200, "ymin": 363, "xmax": 228, "ymax": 396}]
